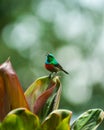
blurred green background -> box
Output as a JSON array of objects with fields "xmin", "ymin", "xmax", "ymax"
[{"xmin": 0, "ymin": 0, "xmax": 104, "ymax": 129}]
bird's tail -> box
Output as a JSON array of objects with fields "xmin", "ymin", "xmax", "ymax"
[{"xmin": 62, "ymin": 68, "xmax": 69, "ymax": 74}]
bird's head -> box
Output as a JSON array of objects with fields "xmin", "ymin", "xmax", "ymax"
[{"xmin": 45, "ymin": 53, "xmax": 55, "ymax": 63}]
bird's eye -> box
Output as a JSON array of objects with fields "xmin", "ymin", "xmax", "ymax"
[
  {"xmin": 49, "ymin": 56, "xmax": 52, "ymax": 58},
  {"xmin": 49, "ymin": 57, "xmax": 52, "ymax": 60},
  {"xmin": 47, "ymin": 55, "xmax": 53, "ymax": 62}
]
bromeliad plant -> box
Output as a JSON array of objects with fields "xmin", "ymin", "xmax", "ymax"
[{"xmin": 0, "ymin": 59, "xmax": 104, "ymax": 130}]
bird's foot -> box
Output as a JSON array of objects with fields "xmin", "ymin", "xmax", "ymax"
[
  {"xmin": 48, "ymin": 73, "xmax": 52, "ymax": 79},
  {"xmin": 48, "ymin": 72, "xmax": 58, "ymax": 79}
]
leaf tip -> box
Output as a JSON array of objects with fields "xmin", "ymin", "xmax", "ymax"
[
  {"xmin": 7, "ymin": 56, "xmax": 11, "ymax": 62},
  {"xmin": 100, "ymin": 111, "xmax": 104, "ymax": 121}
]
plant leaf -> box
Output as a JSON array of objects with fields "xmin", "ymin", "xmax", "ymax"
[
  {"xmin": 42, "ymin": 109, "xmax": 72, "ymax": 130},
  {"xmin": 25, "ymin": 76, "xmax": 50, "ymax": 112},
  {"xmin": 33, "ymin": 81, "xmax": 56, "ymax": 114},
  {"xmin": 71, "ymin": 108, "xmax": 104, "ymax": 130},
  {"xmin": 25, "ymin": 76, "xmax": 61, "ymax": 121},
  {"xmin": 0, "ymin": 59, "xmax": 29, "ymax": 121},
  {"xmin": 0, "ymin": 108, "xmax": 40, "ymax": 130}
]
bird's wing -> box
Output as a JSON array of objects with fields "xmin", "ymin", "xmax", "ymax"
[
  {"xmin": 54, "ymin": 63, "xmax": 63, "ymax": 70},
  {"xmin": 55, "ymin": 63, "xmax": 69, "ymax": 74}
]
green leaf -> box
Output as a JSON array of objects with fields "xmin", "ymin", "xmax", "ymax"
[
  {"xmin": 0, "ymin": 59, "xmax": 29, "ymax": 121},
  {"xmin": 71, "ymin": 108, "xmax": 104, "ymax": 130},
  {"xmin": 25, "ymin": 76, "xmax": 61, "ymax": 121},
  {"xmin": 42, "ymin": 109, "xmax": 72, "ymax": 130},
  {"xmin": 0, "ymin": 108, "xmax": 40, "ymax": 130}
]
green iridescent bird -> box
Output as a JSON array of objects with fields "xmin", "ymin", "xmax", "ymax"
[{"xmin": 45, "ymin": 53, "xmax": 69, "ymax": 75}]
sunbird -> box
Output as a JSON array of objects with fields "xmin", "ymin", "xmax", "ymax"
[{"xmin": 45, "ymin": 53, "xmax": 69, "ymax": 76}]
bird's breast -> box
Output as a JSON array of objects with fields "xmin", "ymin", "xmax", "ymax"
[{"xmin": 45, "ymin": 64, "xmax": 57, "ymax": 72}]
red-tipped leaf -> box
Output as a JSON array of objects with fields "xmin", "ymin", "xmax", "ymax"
[
  {"xmin": 0, "ymin": 59, "xmax": 29, "ymax": 121},
  {"xmin": 25, "ymin": 76, "xmax": 61, "ymax": 121}
]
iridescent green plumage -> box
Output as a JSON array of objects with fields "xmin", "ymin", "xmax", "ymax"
[{"xmin": 45, "ymin": 53, "xmax": 69, "ymax": 75}]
